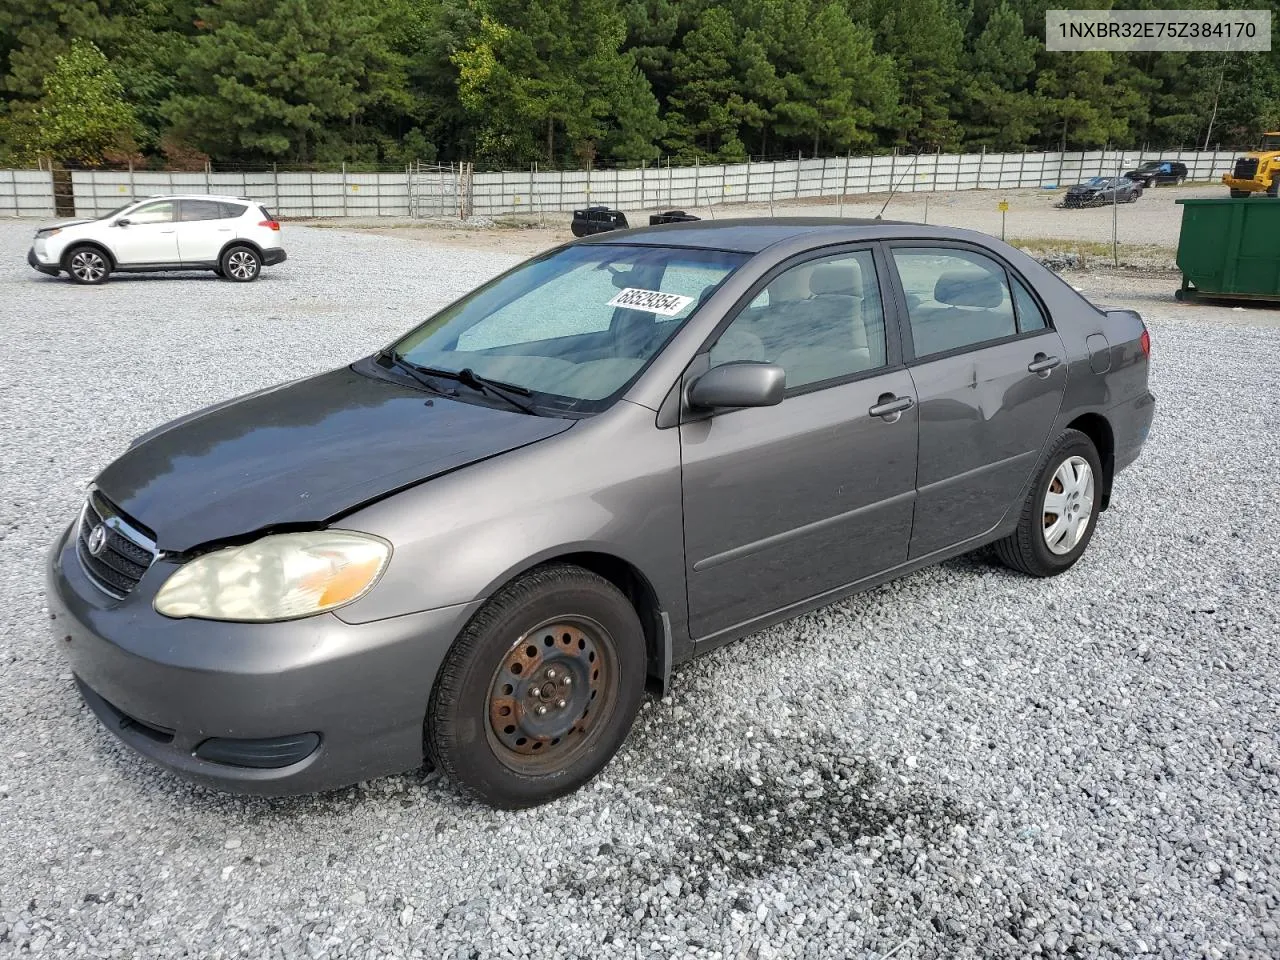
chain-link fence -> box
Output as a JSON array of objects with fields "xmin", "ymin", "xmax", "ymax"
[{"xmin": 0, "ymin": 149, "xmax": 1240, "ymax": 220}]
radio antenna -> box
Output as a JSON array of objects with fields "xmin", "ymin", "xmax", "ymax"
[{"xmin": 876, "ymin": 148, "xmax": 924, "ymax": 220}]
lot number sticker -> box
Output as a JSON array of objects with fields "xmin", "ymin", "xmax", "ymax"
[{"xmin": 607, "ymin": 287, "xmax": 695, "ymax": 316}]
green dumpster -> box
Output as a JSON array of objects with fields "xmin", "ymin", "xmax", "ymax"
[{"xmin": 1175, "ymin": 197, "xmax": 1280, "ymax": 302}]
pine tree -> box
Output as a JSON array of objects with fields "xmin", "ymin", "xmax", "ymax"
[
  {"xmin": 163, "ymin": 0, "xmax": 409, "ymax": 162},
  {"xmin": 454, "ymin": 0, "xmax": 662, "ymax": 166},
  {"xmin": 963, "ymin": 1, "xmax": 1039, "ymax": 149}
]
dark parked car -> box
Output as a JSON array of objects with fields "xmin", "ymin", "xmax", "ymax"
[
  {"xmin": 1063, "ymin": 177, "xmax": 1143, "ymax": 207},
  {"xmin": 1124, "ymin": 160, "xmax": 1188, "ymax": 188},
  {"xmin": 48, "ymin": 219, "xmax": 1155, "ymax": 808}
]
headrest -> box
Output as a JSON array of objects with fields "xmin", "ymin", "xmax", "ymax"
[
  {"xmin": 809, "ymin": 262, "xmax": 861, "ymax": 297},
  {"xmin": 934, "ymin": 271, "xmax": 1003, "ymax": 309}
]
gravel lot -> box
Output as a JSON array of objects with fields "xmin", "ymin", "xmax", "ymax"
[{"xmin": 1, "ymin": 218, "xmax": 1278, "ymax": 960}]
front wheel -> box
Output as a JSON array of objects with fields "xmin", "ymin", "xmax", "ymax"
[
  {"xmin": 427, "ymin": 564, "xmax": 647, "ymax": 809},
  {"xmin": 994, "ymin": 429, "xmax": 1103, "ymax": 577},
  {"xmin": 64, "ymin": 246, "xmax": 110, "ymax": 285},
  {"xmin": 220, "ymin": 245, "xmax": 261, "ymax": 281}
]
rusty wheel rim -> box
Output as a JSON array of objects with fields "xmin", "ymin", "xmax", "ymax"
[{"xmin": 485, "ymin": 616, "xmax": 616, "ymax": 774}]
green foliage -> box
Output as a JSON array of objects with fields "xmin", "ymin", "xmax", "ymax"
[
  {"xmin": 3, "ymin": 0, "xmax": 1280, "ymax": 167},
  {"xmin": 162, "ymin": 0, "xmax": 410, "ymax": 162},
  {"xmin": 453, "ymin": 0, "xmax": 662, "ymax": 167},
  {"xmin": 12, "ymin": 39, "xmax": 140, "ymax": 165}
]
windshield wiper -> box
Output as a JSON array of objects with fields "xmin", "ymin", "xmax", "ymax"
[
  {"xmin": 455, "ymin": 367, "xmax": 539, "ymax": 415},
  {"xmin": 384, "ymin": 352, "xmax": 538, "ymax": 415},
  {"xmin": 384, "ymin": 351, "xmax": 456, "ymax": 398}
]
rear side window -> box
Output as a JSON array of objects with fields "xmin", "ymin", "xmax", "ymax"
[
  {"xmin": 891, "ymin": 247, "xmax": 1017, "ymax": 359},
  {"xmin": 220, "ymin": 202, "xmax": 247, "ymax": 219},
  {"xmin": 180, "ymin": 199, "xmax": 226, "ymax": 221},
  {"xmin": 1012, "ymin": 278, "xmax": 1048, "ymax": 332}
]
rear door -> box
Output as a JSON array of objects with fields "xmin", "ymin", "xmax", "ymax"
[
  {"xmin": 885, "ymin": 243, "xmax": 1068, "ymax": 559},
  {"xmin": 176, "ymin": 199, "xmax": 239, "ymax": 263},
  {"xmin": 681, "ymin": 246, "xmax": 919, "ymax": 642}
]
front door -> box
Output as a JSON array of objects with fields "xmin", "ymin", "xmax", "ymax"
[
  {"xmin": 680, "ymin": 247, "xmax": 919, "ymax": 642},
  {"xmin": 108, "ymin": 199, "xmax": 179, "ymax": 265},
  {"xmin": 885, "ymin": 244, "xmax": 1068, "ymax": 559}
]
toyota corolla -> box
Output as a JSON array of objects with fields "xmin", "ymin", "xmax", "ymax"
[{"xmin": 47, "ymin": 219, "xmax": 1155, "ymax": 808}]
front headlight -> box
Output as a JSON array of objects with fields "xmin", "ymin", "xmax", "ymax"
[{"xmin": 154, "ymin": 531, "xmax": 391, "ymax": 622}]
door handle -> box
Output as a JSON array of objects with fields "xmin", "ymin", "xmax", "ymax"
[
  {"xmin": 868, "ymin": 393, "xmax": 915, "ymax": 421},
  {"xmin": 1027, "ymin": 353, "xmax": 1061, "ymax": 376},
  {"xmin": 160, "ymin": 229, "xmax": 176, "ymax": 234}
]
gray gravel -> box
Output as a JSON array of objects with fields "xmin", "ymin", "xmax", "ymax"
[{"xmin": 1, "ymin": 219, "xmax": 1278, "ymax": 960}]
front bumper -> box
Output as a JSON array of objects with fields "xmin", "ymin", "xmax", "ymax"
[
  {"xmin": 1223, "ymin": 177, "xmax": 1267, "ymax": 192},
  {"xmin": 262, "ymin": 248, "xmax": 287, "ymax": 266},
  {"xmin": 47, "ymin": 523, "xmax": 481, "ymax": 795},
  {"xmin": 28, "ymin": 247, "xmax": 59, "ymax": 276},
  {"xmin": 1062, "ymin": 193, "xmax": 1101, "ymax": 208}
]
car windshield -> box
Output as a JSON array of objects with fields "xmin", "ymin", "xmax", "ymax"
[
  {"xmin": 1137, "ymin": 162, "xmax": 1162, "ymax": 171},
  {"xmin": 97, "ymin": 202, "xmax": 137, "ymax": 220},
  {"xmin": 391, "ymin": 243, "xmax": 747, "ymax": 414},
  {"xmin": 1084, "ymin": 177, "xmax": 1111, "ymax": 187}
]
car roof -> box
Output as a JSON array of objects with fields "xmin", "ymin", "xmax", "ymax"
[
  {"xmin": 135, "ymin": 194, "xmax": 257, "ymax": 203},
  {"xmin": 577, "ymin": 216, "xmax": 1009, "ymax": 254}
]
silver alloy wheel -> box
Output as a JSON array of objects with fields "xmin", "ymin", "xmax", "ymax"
[
  {"xmin": 1042, "ymin": 455, "xmax": 1095, "ymax": 555},
  {"xmin": 227, "ymin": 250, "xmax": 258, "ymax": 280},
  {"xmin": 70, "ymin": 250, "xmax": 106, "ymax": 283}
]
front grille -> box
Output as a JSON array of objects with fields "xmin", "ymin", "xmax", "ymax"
[
  {"xmin": 1234, "ymin": 157, "xmax": 1259, "ymax": 179},
  {"xmin": 76, "ymin": 490, "xmax": 157, "ymax": 600}
]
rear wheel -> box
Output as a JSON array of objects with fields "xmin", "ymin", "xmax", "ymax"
[
  {"xmin": 220, "ymin": 245, "xmax": 261, "ymax": 281},
  {"xmin": 63, "ymin": 246, "xmax": 110, "ymax": 285},
  {"xmin": 426, "ymin": 564, "xmax": 646, "ymax": 808},
  {"xmin": 994, "ymin": 429, "xmax": 1102, "ymax": 578}
]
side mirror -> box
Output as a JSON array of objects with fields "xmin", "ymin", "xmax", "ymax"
[
  {"xmin": 114, "ymin": 218, "xmax": 131, "ymax": 227},
  {"xmin": 688, "ymin": 362, "xmax": 785, "ymax": 410}
]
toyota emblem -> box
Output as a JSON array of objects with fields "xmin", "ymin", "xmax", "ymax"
[{"xmin": 87, "ymin": 524, "xmax": 108, "ymax": 557}]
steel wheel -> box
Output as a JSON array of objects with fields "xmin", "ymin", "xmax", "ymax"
[
  {"xmin": 68, "ymin": 249, "xmax": 108, "ymax": 284},
  {"xmin": 484, "ymin": 616, "xmax": 617, "ymax": 775},
  {"xmin": 1042, "ymin": 455, "xmax": 1095, "ymax": 555},
  {"xmin": 226, "ymin": 249, "xmax": 259, "ymax": 281}
]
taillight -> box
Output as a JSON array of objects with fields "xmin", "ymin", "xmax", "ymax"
[
  {"xmin": 1140, "ymin": 328, "xmax": 1151, "ymax": 357},
  {"xmin": 259, "ymin": 220, "xmax": 280, "ymax": 231}
]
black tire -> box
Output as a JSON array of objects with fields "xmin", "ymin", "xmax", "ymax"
[
  {"xmin": 426, "ymin": 563, "xmax": 646, "ymax": 809},
  {"xmin": 1230, "ymin": 188, "xmax": 1250, "ymax": 198},
  {"xmin": 63, "ymin": 245, "xmax": 111, "ymax": 285},
  {"xmin": 994, "ymin": 429, "xmax": 1103, "ymax": 578},
  {"xmin": 220, "ymin": 244, "xmax": 261, "ymax": 282},
  {"xmin": 1269, "ymin": 177, "xmax": 1280, "ymax": 198}
]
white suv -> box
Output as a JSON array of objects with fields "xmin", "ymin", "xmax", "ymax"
[{"xmin": 28, "ymin": 194, "xmax": 287, "ymax": 285}]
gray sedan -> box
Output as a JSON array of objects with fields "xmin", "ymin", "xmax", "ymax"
[{"xmin": 47, "ymin": 219, "xmax": 1155, "ymax": 808}]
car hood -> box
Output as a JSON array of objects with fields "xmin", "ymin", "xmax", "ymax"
[
  {"xmin": 43, "ymin": 218, "xmax": 98, "ymax": 231},
  {"xmin": 94, "ymin": 364, "xmax": 574, "ymax": 552}
]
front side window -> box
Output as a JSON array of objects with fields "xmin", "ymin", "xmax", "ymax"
[
  {"xmin": 393, "ymin": 244, "xmax": 746, "ymax": 412},
  {"xmin": 128, "ymin": 201, "xmax": 174, "ymax": 224},
  {"xmin": 708, "ymin": 250, "xmax": 888, "ymax": 390},
  {"xmin": 891, "ymin": 247, "xmax": 1017, "ymax": 358}
]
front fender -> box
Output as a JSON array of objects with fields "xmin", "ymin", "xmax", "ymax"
[{"xmin": 333, "ymin": 402, "xmax": 688, "ymax": 643}]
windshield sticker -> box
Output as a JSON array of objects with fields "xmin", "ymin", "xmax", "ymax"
[{"xmin": 607, "ymin": 287, "xmax": 696, "ymax": 316}]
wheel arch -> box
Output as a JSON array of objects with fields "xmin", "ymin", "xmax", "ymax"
[
  {"xmin": 1065, "ymin": 412, "xmax": 1115, "ymax": 509},
  {"xmin": 61, "ymin": 240, "xmax": 116, "ymax": 270},
  {"xmin": 485, "ymin": 550, "xmax": 673, "ymax": 697},
  {"xmin": 218, "ymin": 237, "xmax": 264, "ymax": 262}
]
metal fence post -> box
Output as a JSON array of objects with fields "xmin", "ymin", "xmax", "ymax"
[
  {"xmin": 694, "ymin": 156, "xmax": 700, "ymax": 210},
  {"xmin": 342, "ymin": 162, "xmax": 348, "ymax": 217}
]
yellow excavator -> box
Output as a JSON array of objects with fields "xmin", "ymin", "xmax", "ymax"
[{"xmin": 1223, "ymin": 132, "xmax": 1280, "ymax": 197}]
